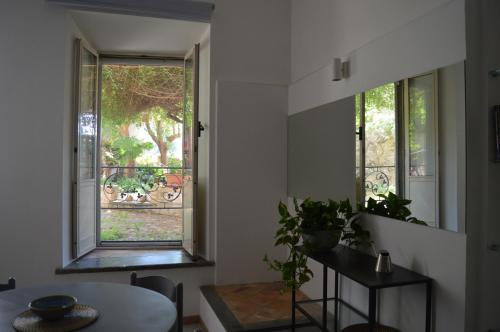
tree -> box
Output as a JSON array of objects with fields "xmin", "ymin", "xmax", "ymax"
[
  {"xmin": 104, "ymin": 137, "xmax": 153, "ymax": 167},
  {"xmin": 356, "ymin": 83, "xmax": 398, "ymax": 199},
  {"xmin": 361, "ymin": 83, "xmax": 397, "ymax": 168},
  {"xmin": 142, "ymin": 107, "xmax": 181, "ymax": 166},
  {"xmin": 100, "ymin": 64, "xmax": 184, "ymax": 167}
]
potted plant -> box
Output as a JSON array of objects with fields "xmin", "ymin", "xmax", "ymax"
[
  {"xmin": 359, "ymin": 192, "xmax": 427, "ymax": 225},
  {"xmin": 264, "ymin": 198, "xmax": 371, "ymax": 291}
]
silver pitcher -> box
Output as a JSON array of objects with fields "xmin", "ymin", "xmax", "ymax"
[{"xmin": 375, "ymin": 250, "xmax": 392, "ymax": 273}]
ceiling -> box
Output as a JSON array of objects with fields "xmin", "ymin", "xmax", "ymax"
[{"xmin": 71, "ymin": 10, "xmax": 209, "ymax": 56}]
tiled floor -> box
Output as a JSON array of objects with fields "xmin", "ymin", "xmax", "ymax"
[
  {"xmin": 213, "ymin": 282, "xmax": 312, "ymax": 325},
  {"xmin": 201, "ymin": 282, "xmax": 327, "ymax": 331}
]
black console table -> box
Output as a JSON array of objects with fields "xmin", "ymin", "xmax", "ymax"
[{"xmin": 291, "ymin": 245, "xmax": 433, "ymax": 332}]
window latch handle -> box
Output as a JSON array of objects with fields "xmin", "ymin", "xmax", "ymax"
[
  {"xmin": 356, "ymin": 126, "xmax": 363, "ymax": 141},
  {"xmin": 198, "ymin": 121, "xmax": 205, "ymax": 138}
]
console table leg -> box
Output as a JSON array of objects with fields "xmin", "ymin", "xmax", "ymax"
[
  {"xmin": 323, "ymin": 264, "xmax": 328, "ymax": 330},
  {"xmin": 334, "ymin": 271, "xmax": 339, "ymax": 332},
  {"xmin": 291, "ymin": 285, "xmax": 296, "ymax": 332},
  {"xmin": 425, "ymin": 281, "xmax": 432, "ymax": 332},
  {"xmin": 368, "ymin": 288, "xmax": 377, "ymax": 332}
]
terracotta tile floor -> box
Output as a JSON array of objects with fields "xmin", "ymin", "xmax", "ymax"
[{"xmin": 214, "ymin": 281, "xmax": 316, "ymax": 326}]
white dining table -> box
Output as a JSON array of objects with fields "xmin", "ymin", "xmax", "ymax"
[{"xmin": 0, "ymin": 282, "xmax": 177, "ymax": 332}]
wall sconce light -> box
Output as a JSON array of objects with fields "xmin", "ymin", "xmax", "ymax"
[{"xmin": 332, "ymin": 57, "xmax": 349, "ymax": 81}]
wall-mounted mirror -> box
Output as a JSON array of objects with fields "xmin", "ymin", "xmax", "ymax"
[{"xmin": 355, "ymin": 61, "xmax": 465, "ymax": 233}]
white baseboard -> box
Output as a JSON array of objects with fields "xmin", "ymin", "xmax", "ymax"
[{"xmin": 199, "ymin": 290, "xmax": 226, "ymax": 332}]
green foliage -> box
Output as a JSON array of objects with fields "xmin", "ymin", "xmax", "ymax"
[
  {"xmin": 100, "ymin": 64, "xmax": 185, "ymax": 167},
  {"xmin": 264, "ymin": 198, "xmax": 372, "ymax": 292},
  {"xmin": 263, "ymin": 200, "xmax": 313, "ymax": 292},
  {"xmin": 106, "ymin": 137, "xmax": 153, "ymax": 166},
  {"xmin": 359, "ymin": 192, "xmax": 427, "ymax": 225},
  {"xmin": 101, "ymin": 227, "xmax": 125, "ymax": 241},
  {"xmin": 364, "ymin": 83, "xmax": 396, "ymax": 111},
  {"xmin": 298, "ymin": 198, "xmax": 354, "ymax": 234},
  {"xmin": 167, "ymin": 157, "xmax": 182, "ymax": 169},
  {"xmin": 116, "ymin": 177, "xmax": 143, "ymax": 194},
  {"xmin": 101, "ymin": 64, "xmax": 184, "ymax": 122},
  {"xmin": 363, "ymin": 83, "xmax": 397, "ymax": 168},
  {"xmin": 136, "ymin": 166, "xmax": 164, "ymax": 191},
  {"xmin": 355, "ymin": 83, "xmax": 399, "ymax": 200}
]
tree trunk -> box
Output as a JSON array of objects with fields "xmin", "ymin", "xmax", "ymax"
[
  {"xmin": 159, "ymin": 140, "xmax": 168, "ymax": 166},
  {"xmin": 119, "ymin": 124, "xmax": 135, "ymax": 176}
]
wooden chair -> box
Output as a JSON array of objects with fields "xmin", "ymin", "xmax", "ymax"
[
  {"xmin": 130, "ymin": 272, "xmax": 183, "ymax": 332},
  {"xmin": 0, "ymin": 277, "xmax": 15, "ymax": 292}
]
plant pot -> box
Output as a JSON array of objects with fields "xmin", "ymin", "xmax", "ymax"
[{"xmin": 302, "ymin": 230, "xmax": 341, "ymax": 252}]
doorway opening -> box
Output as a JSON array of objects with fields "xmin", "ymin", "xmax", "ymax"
[{"xmin": 98, "ymin": 58, "xmax": 185, "ymax": 244}]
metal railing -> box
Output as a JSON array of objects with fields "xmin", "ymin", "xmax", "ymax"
[
  {"xmin": 357, "ymin": 165, "xmax": 396, "ymax": 202},
  {"xmin": 100, "ymin": 166, "xmax": 184, "ymax": 209}
]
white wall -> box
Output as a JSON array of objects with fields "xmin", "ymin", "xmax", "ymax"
[
  {"xmin": 0, "ymin": 0, "xmax": 293, "ymax": 317},
  {"xmin": 288, "ymin": 1, "xmax": 469, "ymax": 331},
  {"xmin": 289, "ymin": 0, "xmax": 466, "ymax": 115},
  {"xmin": 0, "ymin": 0, "xmax": 215, "ymax": 317},
  {"xmin": 211, "ymin": 0, "xmax": 290, "ymax": 85},
  {"xmin": 214, "ymin": 81, "xmax": 287, "ymax": 284},
  {"xmin": 210, "ymin": 0, "xmax": 291, "ymax": 284},
  {"xmin": 359, "ymin": 215, "xmax": 466, "ymax": 332},
  {"xmin": 291, "ymin": 0, "xmax": 457, "ymax": 83},
  {"xmin": 0, "ymin": 0, "xmax": 67, "ymax": 285},
  {"xmin": 200, "ymin": 291, "xmax": 227, "ymax": 332},
  {"xmin": 465, "ymin": 0, "xmax": 500, "ymax": 330},
  {"xmin": 480, "ymin": 1, "xmax": 500, "ymax": 327}
]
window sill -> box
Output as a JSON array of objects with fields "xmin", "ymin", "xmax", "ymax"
[{"xmin": 55, "ymin": 249, "xmax": 214, "ymax": 275}]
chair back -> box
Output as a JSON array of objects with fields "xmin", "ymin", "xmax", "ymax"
[
  {"xmin": 0, "ymin": 278, "xmax": 15, "ymax": 292},
  {"xmin": 130, "ymin": 272, "xmax": 177, "ymax": 301},
  {"xmin": 130, "ymin": 272, "xmax": 183, "ymax": 332}
]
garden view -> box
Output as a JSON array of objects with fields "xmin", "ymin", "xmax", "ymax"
[
  {"xmin": 356, "ymin": 83, "xmax": 398, "ymax": 203},
  {"xmin": 99, "ymin": 62, "xmax": 186, "ymax": 242}
]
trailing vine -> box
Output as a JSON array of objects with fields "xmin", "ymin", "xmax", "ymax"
[{"xmin": 264, "ymin": 198, "xmax": 371, "ymax": 291}]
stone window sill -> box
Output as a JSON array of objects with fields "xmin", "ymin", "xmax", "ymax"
[{"xmin": 55, "ymin": 249, "xmax": 214, "ymax": 274}]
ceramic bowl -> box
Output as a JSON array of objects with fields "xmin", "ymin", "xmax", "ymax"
[{"xmin": 29, "ymin": 295, "xmax": 77, "ymax": 320}]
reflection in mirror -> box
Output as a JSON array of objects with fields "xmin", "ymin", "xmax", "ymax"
[{"xmin": 355, "ymin": 61, "xmax": 465, "ymax": 233}]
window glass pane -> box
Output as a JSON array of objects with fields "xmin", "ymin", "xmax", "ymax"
[
  {"xmin": 79, "ymin": 48, "xmax": 97, "ymax": 180},
  {"xmin": 408, "ymin": 74, "xmax": 435, "ymax": 177},
  {"xmin": 364, "ymin": 83, "xmax": 397, "ymax": 201},
  {"xmin": 355, "ymin": 94, "xmax": 362, "ymax": 203}
]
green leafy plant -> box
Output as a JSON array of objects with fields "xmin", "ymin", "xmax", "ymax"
[
  {"xmin": 264, "ymin": 198, "xmax": 371, "ymax": 291},
  {"xmin": 116, "ymin": 177, "xmax": 143, "ymax": 194},
  {"xmin": 359, "ymin": 192, "xmax": 427, "ymax": 225}
]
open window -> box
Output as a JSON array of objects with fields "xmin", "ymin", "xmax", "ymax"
[{"xmin": 72, "ymin": 40, "xmax": 201, "ymax": 258}]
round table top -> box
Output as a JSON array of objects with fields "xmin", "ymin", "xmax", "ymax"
[{"xmin": 0, "ymin": 282, "xmax": 176, "ymax": 332}]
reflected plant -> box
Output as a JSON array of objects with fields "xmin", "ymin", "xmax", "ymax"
[{"xmin": 359, "ymin": 192, "xmax": 427, "ymax": 225}]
